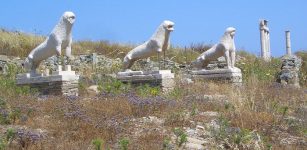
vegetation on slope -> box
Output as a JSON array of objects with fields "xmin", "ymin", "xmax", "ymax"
[{"xmin": 0, "ymin": 29, "xmax": 306, "ymax": 149}]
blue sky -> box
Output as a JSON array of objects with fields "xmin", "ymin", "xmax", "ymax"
[{"xmin": 1, "ymin": 0, "xmax": 306, "ymax": 57}]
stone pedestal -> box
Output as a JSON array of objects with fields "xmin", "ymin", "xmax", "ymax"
[
  {"xmin": 117, "ymin": 70, "xmax": 175, "ymax": 92},
  {"xmin": 16, "ymin": 65, "xmax": 79, "ymax": 96},
  {"xmin": 277, "ymin": 55, "xmax": 302, "ymax": 88},
  {"xmin": 191, "ymin": 67, "xmax": 242, "ymax": 84}
]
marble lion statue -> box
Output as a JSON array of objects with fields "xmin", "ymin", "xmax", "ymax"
[
  {"xmin": 24, "ymin": 11, "xmax": 76, "ymax": 74},
  {"xmin": 192, "ymin": 27, "xmax": 236, "ymax": 69},
  {"xmin": 123, "ymin": 20, "xmax": 175, "ymax": 70}
]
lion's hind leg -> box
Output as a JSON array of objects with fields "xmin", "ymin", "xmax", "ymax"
[
  {"xmin": 224, "ymin": 51, "xmax": 231, "ymax": 69},
  {"xmin": 24, "ymin": 57, "xmax": 36, "ymax": 74},
  {"xmin": 230, "ymin": 50, "xmax": 236, "ymax": 68}
]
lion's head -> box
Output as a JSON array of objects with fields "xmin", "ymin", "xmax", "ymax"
[
  {"xmin": 63, "ymin": 11, "xmax": 76, "ymax": 24},
  {"xmin": 162, "ymin": 20, "xmax": 175, "ymax": 32},
  {"xmin": 225, "ymin": 27, "xmax": 236, "ymax": 37}
]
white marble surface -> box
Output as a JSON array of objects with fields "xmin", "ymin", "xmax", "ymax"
[
  {"xmin": 123, "ymin": 20, "xmax": 174, "ymax": 70},
  {"xmin": 191, "ymin": 67, "xmax": 241, "ymax": 75},
  {"xmin": 259, "ymin": 19, "xmax": 271, "ymax": 61},
  {"xmin": 24, "ymin": 11, "xmax": 76, "ymax": 74},
  {"xmin": 116, "ymin": 70, "xmax": 175, "ymax": 92},
  {"xmin": 191, "ymin": 67, "xmax": 242, "ymax": 83},
  {"xmin": 117, "ymin": 70, "xmax": 174, "ymax": 80},
  {"xmin": 17, "ymin": 65, "xmax": 79, "ymax": 85},
  {"xmin": 285, "ymin": 31, "xmax": 292, "ymax": 55},
  {"xmin": 192, "ymin": 27, "xmax": 236, "ymax": 69}
]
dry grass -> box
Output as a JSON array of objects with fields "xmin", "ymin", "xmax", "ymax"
[
  {"xmin": 0, "ymin": 29, "xmax": 306, "ymax": 149},
  {"xmin": 0, "ymin": 29, "xmax": 205, "ymax": 65},
  {"xmin": 0, "ymin": 29, "xmax": 44, "ymax": 57},
  {"xmin": 0, "ymin": 74, "xmax": 306, "ymax": 149},
  {"xmin": 0, "ymin": 29, "xmax": 134, "ymax": 59},
  {"xmin": 296, "ymin": 51, "xmax": 307, "ymax": 87},
  {"xmin": 73, "ymin": 40, "xmax": 134, "ymax": 58},
  {"xmin": 0, "ymin": 29, "xmax": 200, "ymax": 62}
]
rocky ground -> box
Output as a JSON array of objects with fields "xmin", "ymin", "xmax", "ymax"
[
  {"xmin": 1, "ymin": 93, "xmax": 306, "ymax": 149},
  {"xmin": 0, "ymin": 54, "xmax": 306, "ymax": 150}
]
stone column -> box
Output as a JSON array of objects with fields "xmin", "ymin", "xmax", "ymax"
[
  {"xmin": 285, "ymin": 31, "xmax": 292, "ymax": 55},
  {"xmin": 260, "ymin": 27, "xmax": 266, "ymax": 58},
  {"xmin": 266, "ymin": 31, "xmax": 271, "ymax": 59},
  {"xmin": 259, "ymin": 19, "xmax": 271, "ymax": 62}
]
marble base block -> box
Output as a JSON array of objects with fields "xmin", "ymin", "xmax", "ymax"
[
  {"xmin": 117, "ymin": 70, "xmax": 175, "ymax": 92},
  {"xmin": 191, "ymin": 67, "xmax": 242, "ymax": 84},
  {"xmin": 16, "ymin": 65, "xmax": 79, "ymax": 96}
]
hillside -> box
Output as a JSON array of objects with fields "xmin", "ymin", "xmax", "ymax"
[{"xmin": 0, "ymin": 29, "xmax": 306, "ymax": 149}]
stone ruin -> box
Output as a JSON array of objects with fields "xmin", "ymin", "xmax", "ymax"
[
  {"xmin": 285, "ymin": 31, "xmax": 292, "ymax": 55},
  {"xmin": 13, "ymin": 12, "xmax": 306, "ymax": 95},
  {"xmin": 277, "ymin": 31, "xmax": 302, "ymax": 88},
  {"xmin": 17, "ymin": 65, "xmax": 79, "ymax": 96},
  {"xmin": 0, "ymin": 55, "xmax": 10, "ymax": 74},
  {"xmin": 190, "ymin": 27, "xmax": 242, "ymax": 84},
  {"xmin": 16, "ymin": 11, "xmax": 79, "ymax": 96},
  {"xmin": 117, "ymin": 20, "xmax": 176, "ymax": 92},
  {"xmin": 259, "ymin": 19, "xmax": 271, "ymax": 62},
  {"xmin": 277, "ymin": 55, "xmax": 302, "ymax": 88}
]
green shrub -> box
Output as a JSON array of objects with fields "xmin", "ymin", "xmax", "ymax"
[
  {"xmin": 136, "ymin": 84, "xmax": 160, "ymax": 98},
  {"xmin": 236, "ymin": 57, "xmax": 281, "ymax": 82},
  {"xmin": 9, "ymin": 108, "xmax": 21, "ymax": 124},
  {"xmin": 212, "ymin": 116, "xmax": 259, "ymax": 148},
  {"xmin": 178, "ymin": 133, "xmax": 187, "ymax": 147},
  {"xmin": 0, "ymin": 115, "xmax": 10, "ymax": 125},
  {"xmin": 164, "ymin": 86, "xmax": 185, "ymax": 101},
  {"xmin": 0, "ymin": 128, "xmax": 17, "ymax": 150},
  {"xmin": 0, "ymin": 97, "xmax": 6, "ymax": 109},
  {"xmin": 6, "ymin": 128, "xmax": 16, "ymax": 142},
  {"xmin": 0, "ymin": 76, "xmax": 32, "ymax": 96},
  {"xmin": 232, "ymin": 129, "xmax": 253, "ymax": 145},
  {"xmin": 163, "ymin": 137, "xmax": 171, "ymax": 150},
  {"xmin": 191, "ymin": 103, "xmax": 198, "ymax": 116},
  {"xmin": 119, "ymin": 138, "xmax": 129, "ymax": 150},
  {"xmin": 0, "ymin": 63, "xmax": 33, "ymax": 97},
  {"xmin": 212, "ymin": 116, "xmax": 230, "ymax": 140},
  {"xmin": 0, "ymin": 136, "xmax": 6, "ymax": 150},
  {"xmin": 296, "ymin": 51, "xmax": 307, "ymax": 87},
  {"xmin": 92, "ymin": 138, "xmax": 104, "ymax": 150},
  {"xmin": 0, "ymin": 97, "xmax": 10, "ymax": 125},
  {"xmin": 165, "ymin": 110, "xmax": 186, "ymax": 127},
  {"xmin": 173, "ymin": 128, "xmax": 187, "ymax": 147},
  {"xmin": 98, "ymin": 78, "xmax": 131, "ymax": 95}
]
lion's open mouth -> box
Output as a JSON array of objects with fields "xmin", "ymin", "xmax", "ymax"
[
  {"xmin": 67, "ymin": 16, "xmax": 76, "ymax": 24},
  {"xmin": 167, "ymin": 25, "xmax": 174, "ymax": 31},
  {"xmin": 230, "ymin": 31, "xmax": 235, "ymax": 36}
]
